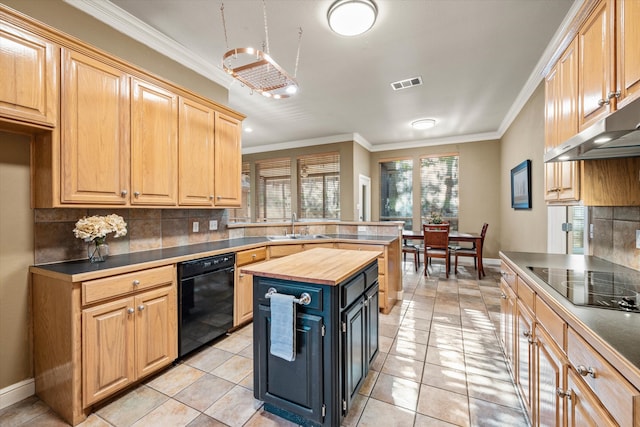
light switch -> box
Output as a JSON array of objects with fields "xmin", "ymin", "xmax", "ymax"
[
  {"xmin": 636, "ymin": 230, "xmax": 640, "ymax": 249},
  {"xmin": 209, "ymin": 220, "xmax": 218, "ymax": 231},
  {"xmin": 192, "ymin": 221, "xmax": 199, "ymax": 233}
]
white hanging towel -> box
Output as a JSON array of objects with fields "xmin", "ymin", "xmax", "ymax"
[{"xmin": 269, "ymin": 293, "xmax": 296, "ymax": 361}]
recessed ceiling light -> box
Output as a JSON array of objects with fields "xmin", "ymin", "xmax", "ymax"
[
  {"xmin": 411, "ymin": 119, "xmax": 436, "ymax": 130},
  {"xmin": 244, "ymin": 127, "xmax": 253, "ymax": 133},
  {"xmin": 327, "ymin": 0, "xmax": 378, "ymax": 36}
]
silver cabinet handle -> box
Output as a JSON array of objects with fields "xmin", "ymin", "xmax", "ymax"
[
  {"xmin": 209, "ymin": 195, "xmax": 214, "ymax": 200},
  {"xmin": 121, "ymin": 190, "xmax": 128, "ymax": 197},
  {"xmin": 523, "ymin": 330, "xmax": 531, "ymax": 337},
  {"xmin": 138, "ymin": 305, "xmax": 145, "ymax": 311},
  {"xmin": 127, "ymin": 308, "xmax": 134, "ymax": 314},
  {"xmin": 252, "ymin": 254, "xmax": 257, "ymax": 258},
  {"xmin": 500, "ymin": 293, "xmax": 507, "ymax": 299},
  {"xmin": 597, "ymin": 98, "xmax": 610, "ymax": 106},
  {"xmin": 607, "ymin": 90, "xmax": 620, "ymax": 100},
  {"xmin": 556, "ymin": 388, "xmax": 572, "ymax": 400},
  {"xmin": 576, "ymin": 365, "xmax": 596, "ymax": 378},
  {"xmin": 134, "ymin": 191, "xmax": 140, "ymax": 197},
  {"xmin": 133, "ymin": 280, "xmax": 140, "ymax": 286},
  {"xmin": 239, "ymin": 273, "xmax": 245, "ymax": 278}
]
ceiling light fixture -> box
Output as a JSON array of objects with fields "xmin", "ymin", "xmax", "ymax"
[
  {"xmin": 220, "ymin": 1, "xmax": 303, "ymax": 99},
  {"xmin": 411, "ymin": 119, "xmax": 436, "ymax": 130},
  {"xmin": 327, "ymin": 0, "xmax": 378, "ymax": 36}
]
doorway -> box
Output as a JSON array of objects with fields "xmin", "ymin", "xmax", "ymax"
[{"xmin": 358, "ymin": 174, "xmax": 371, "ymax": 221}]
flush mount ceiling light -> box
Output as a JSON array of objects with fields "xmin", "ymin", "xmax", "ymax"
[
  {"xmin": 220, "ymin": 1, "xmax": 303, "ymax": 99},
  {"xmin": 411, "ymin": 119, "xmax": 436, "ymax": 130},
  {"xmin": 327, "ymin": 0, "xmax": 378, "ymax": 36}
]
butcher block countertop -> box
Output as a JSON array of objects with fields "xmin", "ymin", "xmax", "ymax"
[{"xmin": 240, "ymin": 248, "xmax": 381, "ymax": 286}]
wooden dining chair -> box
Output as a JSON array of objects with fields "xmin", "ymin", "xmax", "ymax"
[
  {"xmin": 402, "ymin": 243, "xmax": 420, "ymax": 271},
  {"xmin": 454, "ymin": 223, "xmax": 489, "ymax": 276},
  {"xmin": 422, "ymin": 223, "xmax": 451, "ymax": 278}
]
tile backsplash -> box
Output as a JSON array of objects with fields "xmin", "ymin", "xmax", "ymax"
[
  {"xmin": 34, "ymin": 208, "xmax": 228, "ymax": 264},
  {"xmin": 590, "ymin": 206, "xmax": 640, "ymax": 271}
]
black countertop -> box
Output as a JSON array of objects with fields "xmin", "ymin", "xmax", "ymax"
[
  {"xmin": 31, "ymin": 234, "xmax": 397, "ymax": 279},
  {"xmin": 501, "ymin": 251, "xmax": 640, "ymax": 385}
]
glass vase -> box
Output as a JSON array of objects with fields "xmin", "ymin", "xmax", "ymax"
[{"xmin": 88, "ymin": 237, "xmax": 109, "ymax": 263}]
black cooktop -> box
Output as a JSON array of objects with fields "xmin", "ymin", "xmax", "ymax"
[{"xmin": 527, "ymin": 266, "xmax": 640, "ymax": 312}]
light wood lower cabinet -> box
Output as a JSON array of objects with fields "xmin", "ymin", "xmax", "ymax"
[
  {"xmin": 83, "ymin": 285, "xmax": 176, "ymax": 406},
  {"xmin": 234, "ymin": 246, "xmax": 267, "ymax": 326},
  {"xmin": 500, "ymin": 255, "xmax": 640, "ymax": 427},
  {"xmin": 32, "ymin": 265, "xmax": 177, "ymax": 426}
]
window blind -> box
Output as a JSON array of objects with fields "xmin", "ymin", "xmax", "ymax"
[
  {"xmin": 256, "ymin": 158, "xmax": 291, "ymax": 222},
  {"xmin": 298, "ymin": 153, "xmax": 340, "ymax": 219},
  {"xmin": 420, "ymin": 155, "xmax": 459, "ymax": 230}
]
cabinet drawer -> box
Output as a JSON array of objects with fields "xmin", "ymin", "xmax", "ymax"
[
  {"xmin": 364, "ymin": 263, "xmax": 379, "ymax": 288},
  {"xmin": 337, "ymin": 243, "xmax": 384, "ymax": 253},
  {"xmin": 517, "ymin": 277, "xmax": 535, "ymax": 313},
  {"xmin": 269, "ymin": 244, "xmax": 303, "ymax": 258},
  {"xmin": 236, "ymin": 247, "xmax": 267, "ymax": 266},
  {"xmin": 567, "ymin": 327, "xmax": 640, "ymax": 427},
  {"xmin": 342, "ymin": 273, "xmax": 365, "ymax": 309},
  {"xmin": 82, "ymin": 265, "xmax": 175, "ymax": 305},
  {"xmin": 500, "ymin": 261, "xmax": 517, "ymax": 290},
  {"xmin": 535, "ymin": 296, "xmax": 566, "ymax": 350}
]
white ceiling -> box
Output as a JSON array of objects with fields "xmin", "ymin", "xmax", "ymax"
[{"xmin": 66, "ymin": 0, "xmax": 577, "ymax": 153}]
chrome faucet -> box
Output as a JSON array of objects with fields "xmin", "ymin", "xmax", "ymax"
[{"xmin": 291, "ymin": 212, "xmax": 297, "ymax": 236}]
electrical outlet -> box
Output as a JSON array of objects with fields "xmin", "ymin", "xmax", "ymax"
[
  {"xmin": 209, "ymin": 220, "xmax": 218, "ymax": 231},
  {"xmin": 192, "ymin": 221, "xmax": 199, "ymax": 233},
  {"xmin": 636, "ymin": 230, "xmax": 640, "ymax": 249},
  {"xmin": 357, "ymin": 225, "xmax": 366, "ymax": 232}
]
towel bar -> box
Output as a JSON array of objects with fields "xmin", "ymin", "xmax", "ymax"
[{"xmin": 266, "ymin": 287, "xmax": 311, "ymax": 306}]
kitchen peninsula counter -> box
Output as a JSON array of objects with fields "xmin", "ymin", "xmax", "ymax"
[{"xmin": 501, "ymin": 251, "xmax": 640, "ymax": 390}]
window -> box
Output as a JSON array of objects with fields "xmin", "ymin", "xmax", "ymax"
[
  {"xmin": 256, "ymin": 158, "xmax": 291, "ymax": 222},
  {"xmin": 380, "ymin": 159, "xmax": 413, "ymax": 230},
  {"xmin": 420, "ymin": 155, "xmax": 459, "ymax": 230},
  {"xmin": 229, "ymin": 162, "xmax": 250, "ymax": 223},
  {"xmin": 298, "ymin": 153, "xmax": 340, "ymax": 220}
]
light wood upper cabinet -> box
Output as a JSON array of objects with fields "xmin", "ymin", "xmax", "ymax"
[
  {"xmin": 578, "ymin": 0, "xmax": 615, "ymax": 130},
  {"xmin": 61, "ymin": 49, "xmax": 130, "ymax": 204},
  {"xmin": 214, "ymin": 112, "xmax": 242, "ymax": 207},
  {"xmin": 131, "ymin": 78, "xmax": 178, "ymax": 206},
  {"xmin": 178, "ymin": 97, "xmax": 216, "ymax": 206},
  {"xmin": 0, "ymin": 20, "xmax": 57, "ymax": 127},
  {"xmin": 616, "ymin": 0, "xmax": 640, "ymax": 108},
  {"xmin": 544, "ymin": 38, "xmax": 580, "ymax": 203}
]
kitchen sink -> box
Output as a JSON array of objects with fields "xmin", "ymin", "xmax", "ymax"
[{"xmin": 266, "ymin": 234, "xmax": 330, "ymax": 241}]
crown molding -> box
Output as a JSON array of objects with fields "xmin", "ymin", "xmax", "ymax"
[
  {"xmin": 369, "ymin": 131, "xmax": 502, "ymax": 152},
  {"xmin": 63, "ymin": 0, "xmax": 231, "ymax": 88}
]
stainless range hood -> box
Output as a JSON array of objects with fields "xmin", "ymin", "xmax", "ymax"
[{"xmin": 544, "ymin": 95, "xmax": 640, "ymax": 162}]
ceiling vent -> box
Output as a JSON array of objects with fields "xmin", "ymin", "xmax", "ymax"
[{"xmin": 390, "ymin": 76, "xmax": 423, "ymax": 91}]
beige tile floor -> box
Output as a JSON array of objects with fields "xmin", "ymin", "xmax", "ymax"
[{"xmin": 1, "ymin": 260, "xmax": 529, "ymax": 427}]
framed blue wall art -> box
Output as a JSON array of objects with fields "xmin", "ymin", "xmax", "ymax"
[{"xmin": 511, "ymin": 159, "xmax": 532, "ymax": 209}]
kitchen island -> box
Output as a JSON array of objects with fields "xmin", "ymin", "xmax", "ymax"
[{"xmin": 241, "ymin": 248, "xmax": 381, "ymax": 427}]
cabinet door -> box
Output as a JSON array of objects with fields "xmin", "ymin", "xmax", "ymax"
[
  {"xmin": 343, "ymin": 298, "xmax": 366, "ymax": 414},
  {"xmin": 535, "ymin": 326, "xmax": 566, "ymax": 427},
  {"xmin": 178, "ymin": 97, "xmax": 215, "ymax": 206},
  {"xmin": 83, "ymin": 297, "xmax": 135, "ymax": 406},
  {"xmin": 365, "ymin": 285, "xmax": 379, "ymax": 367},
  {"xmin": 131, "ymin": 78, "xmax": 178, "ymax": 205},
  {"xmin": 135, "ymin": 285, "xmax": 177, "ymax": 378},
  {"xmin": 0, "ymin": 21, "xmax": 57, "ymax": 127},
  {"xmin": 566, "ymin": 369, "xmax": 617, "ymax": 427},
  {"xmin": 213, "ymin": 112, "xmax": 242, "ymax": 207},
  {"xmin": 61, "ymin": 49, "xmax": 130, "ymax": 204},
  {"xmin": 255, "ymin": 305, "xmax": 324, "ymax": 424},
  {"xmin": 616, "ymin": 0, "xmax": 640, "ymax": 108},
  {"xmin": 516, "ymin": 301, "xmax": 534, "ymax": 419},
  {"xmin": 234, "ymin": 269, "xmax": 254, "ymax": 326},
  {"xmin": 499, "ymin": 280, "xmax": 516, "ymax": 374},
  {"xmin": 578, "ymin": 0, "xmax": 615, "ymax": 130}
]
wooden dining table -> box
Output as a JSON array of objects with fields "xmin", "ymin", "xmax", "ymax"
[{"xmin": 402, "ymin": 229, "xmax": 485, "ymax": 279}]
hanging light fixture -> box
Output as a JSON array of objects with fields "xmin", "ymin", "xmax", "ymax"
[
  {"xmin": 327, "ymin": 0, "xmax": 378, "ymax": 36},
  {"xmin": 220, "ymin": 1, "xmax": 303, "ymax": 99}
]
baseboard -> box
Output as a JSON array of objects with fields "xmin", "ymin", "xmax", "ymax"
[{"xmin": 0, "ymin": 378, "xmax": 35, "ymax": 410}]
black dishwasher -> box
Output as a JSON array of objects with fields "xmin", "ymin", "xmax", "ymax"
[{"xmin": 178, "ymin": 253, "xmax": 235, "ymax": 358}]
